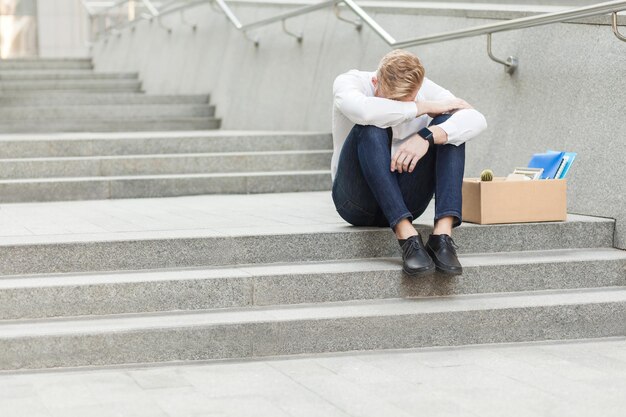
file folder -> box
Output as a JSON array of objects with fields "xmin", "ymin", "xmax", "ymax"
[{"xmin": 528, "ymin": 151, "xmax": 565, "ymax": 179}]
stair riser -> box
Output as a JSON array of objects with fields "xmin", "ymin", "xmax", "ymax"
[
  {"xmin": 0, "ymin": 94, "xmax": 210, "ymax": 106},
  {"xmin": 0, "ymin": 61, "xmax": 92, "ymax": 70},
  {"xmin": 0, "ymin": 153, "xmax": 331, "ymax": 178},
  {"xmin": 0, "ymin": 105, "xmax": 215, "ymax": 121},
  {"xmin": 0, "ymin": 90, "xmax": 138, "ymax": 95},
  {"xmin": 1, "ymin": 303, "xmax": 623, "ymax": 370},
  {"xmin": 1, "ymin": 259, "xmax": 624, "ymax": 320},
  {"xmin": 0, "ymin": 135, "xmax": 332, "ymax": 158},
  {"xmin": 0, "ymin": 118, "xmax": 221, "ymax": 133},
  {"xmin": 0, "ymin": 222, "xmax": 614, "ymax": 275},
  {"xmin": 0, "ymin": 172, "xmax": 331, "ymax": 202},
  {"xmin": 0, "ymin": 80, "xmax": 141, "ymax": 92},
  {"xmin": 0, "ymin": 72, "xmax": 138, "ymax": 81}
]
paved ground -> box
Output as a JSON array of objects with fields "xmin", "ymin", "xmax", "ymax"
[
  {"xmin": 0, "ymin": 192, "xmax": 342, "ymax": 243},
  {"xmin": 0, "ymin": 191, "xmax": 606, "ymax": 245},
  {"xmin": 1, "ymin": 338, "xmax": 625, "ymax": 417},
  {"xmin": 1, "ymin": 193, "xmax": 623, "ymax": 416}
]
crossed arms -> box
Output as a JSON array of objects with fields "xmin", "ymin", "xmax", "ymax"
[{"xmin": 333, "ymin": 72, "xmax": 487, "ymax": 173}]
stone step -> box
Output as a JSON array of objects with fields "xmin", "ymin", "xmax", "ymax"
[
  {"xmin": 0, "ymin": 131, "xmax": 332, "ymax": 158},
  {"xmin": 0, "ymin": 89, "xmax": 136, "ymax": 95},
  {"xmin": 0, "ymin": 71, "xmax": 138, "ymax": 81},
  {"xmin": 0, "ymin": 212, "xmax": 614, "ymax": 275},
  {"xmin": 0, "ymin": 170, "xmax": 331, "ymax": 202},
  {"xmin": 0, "ymin": 93, "xmax": 210, "ymax": 106},
  {"xmin": 0, "ymin": 79, "xmax": 142, "ymax": 92},
  {"xmin": 0, "ymin": 58, "xmax": 93, "ymax": 70},
  {"xmin": 0, "ymin": 117, "xmax": 221, "ymax": 133},
  {"xmin": 1, "ymin": 248, "xmax": 624, "ymax": 320},
  {"xmin": 0, "ymin": 104, "xmax": 215, "ymax": 121},
  {"xmin": 1, "ymin": 287, "xmax": 624, "ymax": 370},
  {"xmin": 0, "ymin": 150, "xmax": 332, "ymax": 178}
]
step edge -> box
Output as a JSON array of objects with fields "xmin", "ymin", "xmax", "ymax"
[
  {"xmin": 1, "ymin": 248, "xmax": 624, "ymax": 288},
  {"xmin": 0, "ymin": 169, "xmax": 331, "ymax": 183},
  {"xmin": 0, "ymin": 149, "xmax": 333, "ymax": 162},
  {"xmin": 0, "ymin": 216, "xmax": 613, "ymax": 247},
  {"xmin": 1, "ymin": 286, "xmax": 625, "ymax": 338}
]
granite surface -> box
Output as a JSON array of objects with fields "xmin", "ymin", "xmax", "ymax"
[{"xmin": 91, "ymin": 3, "xmax": 626, "ymax": 247}]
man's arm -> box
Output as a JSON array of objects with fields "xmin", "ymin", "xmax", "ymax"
[
  {"xmin": 418, "ymin": 78, "xmax": 488, "ymax": 146},
  {"xmin": 333, "ymin": 71, "xmax": 417, "ymax": 128},
  {"xmin": 391, "ymin": 78, "xmax": 487, "ymax": 173}
]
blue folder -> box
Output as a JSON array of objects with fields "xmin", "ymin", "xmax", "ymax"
[
  {"xmin": 528, "ymin": 150, "xmax": 577, "ymax": 179},
  {"xmin": 547, "ymin": 150, "xmax": 577, "ymax": 179},
  {"xmin": 528, "ymin": 151, "xmax": 565, "ymax": 179}
]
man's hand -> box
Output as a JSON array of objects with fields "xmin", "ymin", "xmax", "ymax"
[
  {"xmin": 417, "ymin": 98, "xmax": 472, "ymax": 118},
  {"xmin": 391, "ymin": 135, "xmax": 430, "ymax": 174}
]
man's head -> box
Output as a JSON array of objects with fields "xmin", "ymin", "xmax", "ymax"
[{"xmin": 373, "ymin": 49, "xmax": 425, "ymax": 101}]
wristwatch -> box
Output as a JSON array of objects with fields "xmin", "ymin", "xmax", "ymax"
[{"xmin": 417, "ymin": 127, "xmax": 435, "ymax": 148}]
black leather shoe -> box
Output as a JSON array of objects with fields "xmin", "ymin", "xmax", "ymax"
[
  {"xmin": 398, "ymin": 234, "xmax": 435, "ymax": 276},
  {"xmin": 425, "ymin": 234, "xmax": 463, "ymax": 275}
]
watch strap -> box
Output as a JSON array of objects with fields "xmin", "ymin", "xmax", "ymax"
[{"xmin": 417, "ymin": 127, "xmax": 435, "ymax": 148}]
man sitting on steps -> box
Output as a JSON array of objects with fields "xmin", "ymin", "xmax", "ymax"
[{"xmin": 331, "ymin": 49, "xmax": 487, "ymax": 276}]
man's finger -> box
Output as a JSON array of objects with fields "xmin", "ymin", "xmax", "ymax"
[
  {"xmin": 391, "ymin": 150, "xmax": 406, "ymax": 172},
  {"xmin": 395, "ymin": 152, "xmax": 404, "ymax": 173},
  {"xmin": 458, "ymin": 99, "xmax": 471, "ymax": 109},
  {"xmin": 402, "ymin": 156, "xmax": 411, "ymax": 172},
  {"xmin": 390, "ymin": 150, "xmax": 401, "ymax": 172},
  {"xmin": 407, "ymin": 156, "xmax": 418, "ymax": 173},
  {"xmin": 397, "ymin": 152, "xmax": 408, "ymax": 173},
  {"xmin": 402, "ymin": 152, "xmax": 415, "ymax": 172}
]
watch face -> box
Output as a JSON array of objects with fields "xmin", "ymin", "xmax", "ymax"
[{"xmin": 418, "ymin": 128, "xmax": 433, "ymax": 140}]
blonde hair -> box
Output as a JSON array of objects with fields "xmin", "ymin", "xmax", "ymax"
[{"xmin": 376, "ymin": 50, "xmax": 425, "ymax": 101}]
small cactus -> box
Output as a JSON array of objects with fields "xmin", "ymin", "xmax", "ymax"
[{"xmin": 480, "ymin": 169, "xmax": 494, "ymax": 182}]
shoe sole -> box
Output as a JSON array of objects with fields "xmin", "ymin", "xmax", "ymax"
[
  {"xmin": 426, "ymin": 246, "xmax": 463, "ymax": 276},
  {"xmin": 403, "ymin": 263, "xmax": 436, "ymax": 277},
  {"xmin": 434, "ymin": 266, "xmax": 463, "ymax": 276}
]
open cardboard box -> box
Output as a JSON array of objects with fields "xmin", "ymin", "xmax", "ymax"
[{"xmin": 462, "ymin": 178, "xmax": 567, "ymax": 224}]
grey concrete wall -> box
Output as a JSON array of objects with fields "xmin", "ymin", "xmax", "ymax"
[
  {"xmin": 92, "ymin": 2, "xmax": 626, "ymax": 248},
  {"xmin": 36, "ymin": 0, "xmax": 90, "ymax": 57}
]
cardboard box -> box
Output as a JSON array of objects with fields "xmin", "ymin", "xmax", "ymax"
[{"xmin": 462, "ymin": 178, "xmax": 567, "ymax": 224}]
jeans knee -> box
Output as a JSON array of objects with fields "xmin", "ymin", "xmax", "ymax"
[
  {"xmin": 357, "ymin": 125, "xmax": 390, "ymax": 145},
  {"xmin": 430, "ymin": 113, "xmax": 452, "ymax": 126}
]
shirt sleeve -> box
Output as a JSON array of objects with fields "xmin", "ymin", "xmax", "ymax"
[
  {"xmin": 333, "ymin": 71, "xmax": 417, "ymax": 128},
  {"xmin": 420, "ymin": 78, "xmax": 488, "ymax": 146}
]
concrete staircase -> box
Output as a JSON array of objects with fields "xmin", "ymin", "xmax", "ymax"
[
  {"xmin": 0, "ymin": 58, "xmax": 220, "ymax": 133},
  {"xmin": 0, "ymin": 131, "xmax": 333, "ymax": 202},
  {"xmin": 0, "ymin": 58, "xmax": 331, "ymax": 202},
  {"xmin": 0, "ymin": 58, "xmax": 623, "ymax": 372},
  {"xmin": 0, "ymin": 193, "xmax": 624, "ymax": 371}
]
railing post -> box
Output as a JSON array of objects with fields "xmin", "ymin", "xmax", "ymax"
[
  {"xmin": 487, "ymin": 33, "xmax": 518, "ymax": 75},
  {"xmin": 612, "ymin": 12, "xmax": 626, "ymax": 41},
  {"xmin": 333, "ymin": 3, "xmax": 362, "ymax": 31},
  {"xmin": 282, "ymin": 20, "xmax": 303, "ymax": 43}
]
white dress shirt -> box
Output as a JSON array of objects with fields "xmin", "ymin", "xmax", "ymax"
[{"xmin": 331, "ymin": 69, "xmax": 487, "ymax": 180}]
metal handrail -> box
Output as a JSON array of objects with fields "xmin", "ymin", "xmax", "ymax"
[
  {"xmin": 89, "ymin": 0, "xmax": 626, "ymax": 74},
  {"xmin": 240, "ymin": 0, "xmax": 339, "ymax": 31},
  {"xmin": 84, "ymin": 0, "xmax": 129, "ymax": 16},
  {"xmin": 359, "ymin": 0, "xmax": 626, "ymax": 48},
  {"xmin": 214, "ymin": 0, "xmax": 243, "ymax": 29},
  {"xmin": 141, "ymin": 0, "xmax": 160, "ymax": 16},
  {"xmin": 82, "ymin": 0, "xmax": 159, "ymax": 16}
]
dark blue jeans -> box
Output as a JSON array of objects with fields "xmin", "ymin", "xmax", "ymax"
[{"xmin": 332, "ymin": 114, "xmax": 465, "ymax": 229}]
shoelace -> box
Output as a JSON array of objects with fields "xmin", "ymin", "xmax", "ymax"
[
  {"xmin": 405, "ymin": 237, "xmax": 423, "ymax": 256},
  {"xmin": 445, "ymin": 236, "xmax": 459, "ymax": 253}
]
